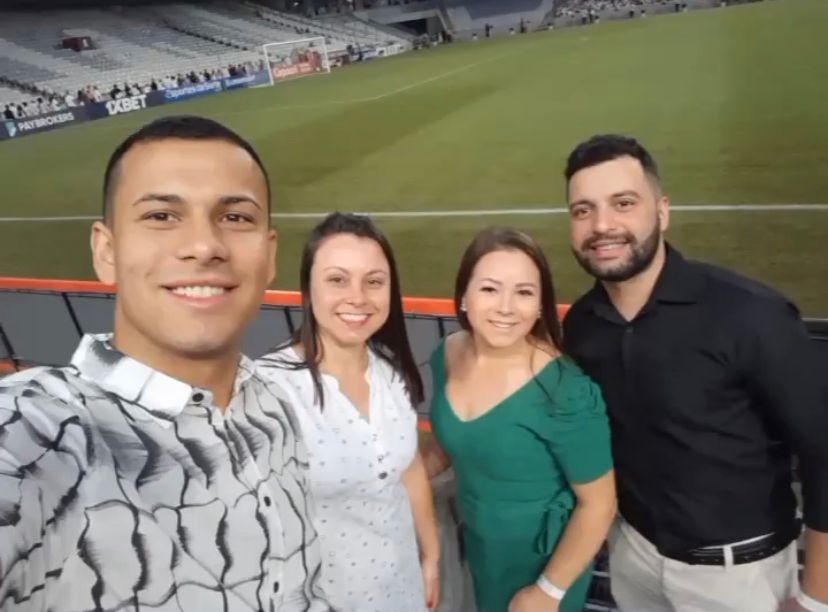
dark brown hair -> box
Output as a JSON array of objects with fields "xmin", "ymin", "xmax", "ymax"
[
  {"xmin": 276, "ymin": 212, "xmax": 423, "ymax": 409},
  {"xmin": 454, "ymin": 227, "xmax": 563, "ymax": 352},
  {"xmin": 103, "ymin": 115, "xmax": 270, "ymax": 224},
  {"xmin": 564, "ymin": 133, "xmax": 660, "ymax": 186}
]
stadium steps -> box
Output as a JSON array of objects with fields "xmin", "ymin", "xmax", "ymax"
[
  {"xmin": 442, "ymin": 0, "xmax": 556, "ymax": 32},
  {"xmin": 346, "ymin": 12, "xmax": 416, "ymax": 45},
  {"xmin": 161, "ymin": 20, "xmax": 252, "ymax": 52}
]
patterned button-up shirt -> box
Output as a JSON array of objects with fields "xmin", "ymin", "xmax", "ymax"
[{"xmin": 0, "ymin": 334, "xmax": 333, "ymax": 612}]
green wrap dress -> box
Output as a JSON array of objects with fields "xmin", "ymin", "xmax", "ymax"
[{"xmin": 429, "ymin": 341, "xmax": 613, "ymax": 612}]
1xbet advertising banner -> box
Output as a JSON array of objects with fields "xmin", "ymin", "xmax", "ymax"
[
  {"xmin": 1, "ymin": 72, "xmax": 268, "ymax": 142},
  {"xmin": 85, "ymin": 91, "xmax": 167, "ymax": 120}
]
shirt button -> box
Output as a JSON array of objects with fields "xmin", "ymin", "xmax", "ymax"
[
  {"xmin": 625, "ymin": 326, "xmax": 633, "ymax": 335},
  {"xmin": 273, "ymin": 581, "xmax": 280, "ymax": 593},
  {"xmin": 192, "ymin": 392, "xmax": 204, "ymax": 403},
  {"xmin": 263, "ymin": 496, "xmax": 272, "ymax": 507}
]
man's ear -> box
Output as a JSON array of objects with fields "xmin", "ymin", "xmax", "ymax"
[
  {"xmin": 657, "ymin": 195, "xmax": 670, "ymax": 233},
  {"xmin": 91, "ymin": 221, "xmax": 116, "ymax": 285}
]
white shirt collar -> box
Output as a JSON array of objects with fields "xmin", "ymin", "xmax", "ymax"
[{"xmin": 70, "ymin": 333, "xmax": 257, "ymax": 428}]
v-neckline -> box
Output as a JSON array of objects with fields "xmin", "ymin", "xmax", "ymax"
[{"xmin": 439, "ymin": 340, "xmax": 560, "ymax": 424}]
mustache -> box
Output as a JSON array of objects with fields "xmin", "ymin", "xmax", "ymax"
[{"xmin": 581, "ymin": 232, "xmax": 635, "ymax": 250}]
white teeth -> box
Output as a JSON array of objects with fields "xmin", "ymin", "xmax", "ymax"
[
  {"xmin": 594, "ymin": 242, "xmax": 626, "ymax": 250},
  {"xmin": 171, "ymin": 286, "xmax": 227, "ymax": 298},
  {"xmin": 490, "ymin": 321, "xmax": 515, "ymax": 329},
  {"xmin": 339, "ymin": 313, "xmax": 369, "ymax": 322}
]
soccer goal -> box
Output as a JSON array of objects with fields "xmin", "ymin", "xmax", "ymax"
[{"xmin": 262, "ymin": 36, "xmax": 331, "ymax": 85}]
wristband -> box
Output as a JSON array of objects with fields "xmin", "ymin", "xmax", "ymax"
[
  {"xmin": 536, "ymin": 574, "xmax": 567, "ymax": 601},
  {"xmin": 798, "ymin": 588, "xmax": 828, "ymax": 612}
]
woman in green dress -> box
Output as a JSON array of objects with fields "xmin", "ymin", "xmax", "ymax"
[{"xmin": 422, "ymin": 228, "xmax": 617, "ymax": 612}]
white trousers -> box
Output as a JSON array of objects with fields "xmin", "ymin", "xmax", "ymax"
[{"xmin": 608, "ymin": 518, "xmax": 798, "ymax": 612}]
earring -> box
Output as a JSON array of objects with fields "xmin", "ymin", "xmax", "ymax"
[{"xmin": 460, "ymin": 301, "xmax": 467, "ymax": 312}]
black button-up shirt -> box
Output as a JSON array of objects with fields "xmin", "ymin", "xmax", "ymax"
[{"xmin": 563, "ymin": 244, "xmax": 828, "ymax": 557}]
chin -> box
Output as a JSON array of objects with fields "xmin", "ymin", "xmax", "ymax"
[
  {"xmin": 478, "ymin": 331, "xmax": 526, "ymax": 350},
  {"xmin": 158, "ymin": 327, "xmax": 240, "ymax": 359},
  {"xmin": 329, "ymin": 321, "xmax": 383, "ymax": 345},
  {"xmin": 330, "ymin": 331, "xmax": 373, "ymax": 348}
]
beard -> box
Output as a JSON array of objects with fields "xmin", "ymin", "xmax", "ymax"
[{"xmin": 573, "ymin": 221, "xmax": 661, "ymax": 283}]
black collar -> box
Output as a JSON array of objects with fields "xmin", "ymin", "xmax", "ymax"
[{"xmin": 582, "ymin": 243, "xmax": 707, "ymax": 320}]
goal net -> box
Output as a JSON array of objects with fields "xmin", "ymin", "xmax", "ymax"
[{"xmin": 262, "ymin": 36, "xmax": 331, "ymax": 85}]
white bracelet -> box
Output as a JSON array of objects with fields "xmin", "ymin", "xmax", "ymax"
[
  {"xmin": 536, "ymin": 574, "xmax": 567, "ymax": 601},
  {"xmin": 797, "ymin": 588, "xmax": 828, "ymax": 612}
]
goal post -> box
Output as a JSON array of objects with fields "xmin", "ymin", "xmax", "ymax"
[{"xmin": 262, "ymin": 36, "xmax": 331, "ymax": 86}]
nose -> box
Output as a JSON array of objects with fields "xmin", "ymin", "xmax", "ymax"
[
  {"xmin": 591, "ymin": 203, "xmax": 616, "ymax": 235},
  {"xmin": 345, "ymin": 281, "xmax": 368, "ymax": 306},
  {"xmin": 496, "ymin": 290, "xmax": 514, "ymax": 315},
  {"xmin": 176, "ymin": 214, "xmax": 229, "ymax": 264}
]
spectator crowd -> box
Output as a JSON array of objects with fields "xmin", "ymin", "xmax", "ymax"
[{"xmin": 3, "ymin": 59, "xmax": 265, "ymax": 121}]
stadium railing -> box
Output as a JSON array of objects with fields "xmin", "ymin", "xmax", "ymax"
[{"xmin": 2, "ymin": 277, "xmax": 822, "ymax": 611}]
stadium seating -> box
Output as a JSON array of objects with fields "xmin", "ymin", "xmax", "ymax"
[
  {"xmin": 442, "ymin": 0, "xmax": 556, "ymax": 34},
  {"xmin": 0, "ymin": 2, "xmax": 410, "ymax": 109},
  {"xmin": 549, "ymin": 0, "xmax": 720, "ymax": 25}
]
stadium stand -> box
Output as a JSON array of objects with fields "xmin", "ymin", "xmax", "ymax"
[
  {"xmin": 0, "ymin": 2, "xmax": 411, "ymax": 112},
  {"xmin": 442, "ymin": 0, "xmax": 556, "ymax": 35},
  {"xmin": 548, "ymin": 0, "xmax": 721, "ymax": 26}
]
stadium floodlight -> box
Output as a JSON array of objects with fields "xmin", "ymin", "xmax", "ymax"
[{"xmin": 262, "ymin": 36, "xmax": 331, "ymax": 86}]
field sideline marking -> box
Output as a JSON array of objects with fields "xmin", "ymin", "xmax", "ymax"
[
  {"xmin": 2, "ymin": 204, "xmax": 827, "ymax": 223},
  {"xmin": 349, "ymin": 52, "xmax": 513, "ymax": 103}
]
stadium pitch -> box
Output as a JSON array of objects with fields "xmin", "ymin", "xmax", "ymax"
[{"xmin": 1, "ymin": 0, "xmax": 826, "ymax": 315}]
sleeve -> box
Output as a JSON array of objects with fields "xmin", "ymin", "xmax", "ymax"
[
  {"xmin": 537, "ymin": 365, "xmax": 614, "ymax": 485},
  {"xmin": 741, "ymin": 297, "xmax": 828, "ymax": 532},
  {"xmin": 0, "ymin": 387, "xmax": 88, "ymax": 610}
]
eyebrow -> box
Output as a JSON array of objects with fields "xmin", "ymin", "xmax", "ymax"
[
  {"xmin": 611, "ymin": 190, "xmax": 641, "ymax": 199},
  {"xmin": 569, "ymin": 190, "xmax": 641, "ymax": 209},
  {"xmin": 322, "ymin": 267, "xmax": 389, "ymax": 275},
  {"xmin": 478, "ymin": 278, "xmax": 538, "ymax": 288},
  {"xmin": 131, "ymin": 193, "xmax": 262, "ymax": 209}
]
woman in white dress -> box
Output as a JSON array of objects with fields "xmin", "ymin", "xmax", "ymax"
[{"xmin": 257, "ymin": 213, "xmax": 440, "ymax": 612}]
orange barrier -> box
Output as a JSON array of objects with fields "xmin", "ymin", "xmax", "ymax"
[
  {"xmin": 0, "ymin": 276, "xmax": 571, "ymax": 435},
  {"xmin": 0, "ymin": 277, "xmax": 571, "ymax": 318}
]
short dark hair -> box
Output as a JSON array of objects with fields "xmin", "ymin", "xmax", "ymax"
[
  {"xmin": 564, "ymin": 134, "xmax": 660, "ymax": 185},
  {"xmin": 273, "ymin": 212, "xmax": 424, "ymax": 409},
  {"xmin": 102, "ymin": 115, "xmax": 270, "ymax": 223},
  {"xmin": 454, "ymin": 227, "xmax": 563, "ymax": 353}
]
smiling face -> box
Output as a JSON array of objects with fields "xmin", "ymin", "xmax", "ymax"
[
  {"xmin": 309, "ymin": 233, "xmax": 391, "ymax": 350},
  {"xmin": 568, "ymin": 155, "xmax": 669, "ymax": 283},
  {"xmin": 91, "ymin": 137, "xmax": 276, "ymax": 363},
  {"xmin": 462, "ymin": 249, "xmax": 541, "ymax": 350}
]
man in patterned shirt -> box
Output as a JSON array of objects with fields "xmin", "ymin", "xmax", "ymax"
[{"xmin": 0, "ymin": 116, "xmax": 333, "ymax": 612}]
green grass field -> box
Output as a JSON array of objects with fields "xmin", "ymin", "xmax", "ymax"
[{"xmin": 1, "ymin": 0, "xmax": 827, "ymax": 314}]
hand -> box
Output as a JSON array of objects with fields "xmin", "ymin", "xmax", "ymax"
[
  {"xmin": 422, "ymin": 556, "xmax": 440, "ymax": 610},
  {"xmin": 778, "ymin": 597, "xmax": 809, "ymax": 612},
  {"xmin": 508, "ymin": 584, "xmax": 560, "ymax": 612}
]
